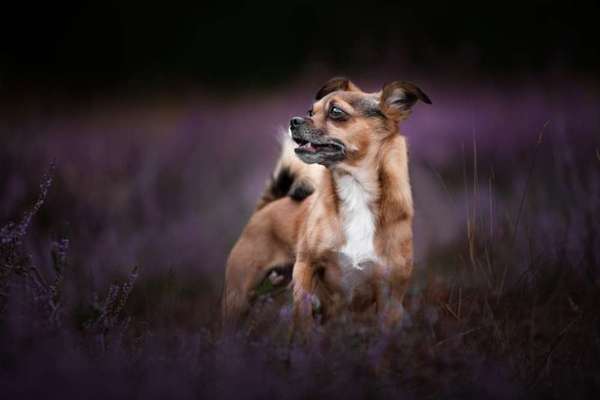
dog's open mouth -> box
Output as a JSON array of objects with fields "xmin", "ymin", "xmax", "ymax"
[
  {"xmin": 294, "ymin": 138, "xmax": 346, "ymax": 165},
  {"xmin": 294, "ymin": 138, "xmax": 345, "ymax": 156}
]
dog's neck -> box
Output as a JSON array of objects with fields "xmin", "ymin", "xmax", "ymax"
[
  {"xmin": 329, "ymin": 138, "xmax": 387, "ymax": 215},
  {"xmin": 333, "ymin": 135, "xmax": 384, "ymax": 192},
  {"xmin": 327, "ymin": 145, "xmax": 385, "ymax": 268},
  {"xmin": 332, "ymin": 165, "xmax": 379, "ymax": 204}
]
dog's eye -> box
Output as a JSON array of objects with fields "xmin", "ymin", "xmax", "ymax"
[
  {"xmin": 307, "ymin": 109, "xmax": 314, "ymax": 117},
  {"xmin": 328, "ymin": 106, "xmax": 347, "ymax": 120}
]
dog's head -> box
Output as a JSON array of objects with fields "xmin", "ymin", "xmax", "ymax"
[{"xmin": 290, "ymin": 77, "xmax": 431, "ymax": 167}]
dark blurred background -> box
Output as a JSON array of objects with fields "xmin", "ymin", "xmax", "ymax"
[
  {"xmin": 2, "ymin": 1, "xmax": 599, "ymax": 98},
  {"xmin": 1, "ymin": 3, "xmax": 599, "ymax": 397}
]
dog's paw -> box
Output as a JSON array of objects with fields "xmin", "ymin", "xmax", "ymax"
[{"xmin": 268, "ymin": 270, "xmax": 285, "ymax": 285}]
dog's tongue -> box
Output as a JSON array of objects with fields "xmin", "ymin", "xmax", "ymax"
[{"xmin": 301, "ymin": 142, "xmax": 317, "ymax": 152}]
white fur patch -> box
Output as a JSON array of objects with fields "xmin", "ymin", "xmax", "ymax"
[{"xmin": 336, "ymin": 173, "xmax": 380, "ymax": 271}]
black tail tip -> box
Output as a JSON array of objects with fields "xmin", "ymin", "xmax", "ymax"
[
  {"xmin": 257, "ymin": 167, "xmax": 315, "ymax": 210},
  {"xmin": 288, "ymin": 181, "xmax": 314, "ymax": 201},
  {"xmin": 270, "ymin": 167, "xmax": 296, "ymax": 199}
]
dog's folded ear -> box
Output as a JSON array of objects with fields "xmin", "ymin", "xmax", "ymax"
[
  {"xmin": 380, "ymin": 81, "xmax": 431, "ymax": 121},
  {"xmin": 315, "ymin": 77, "xmax": 362, "ymax": 100}
]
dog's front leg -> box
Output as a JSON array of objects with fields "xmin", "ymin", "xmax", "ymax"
[{"xmin": 375, "ymin": 262, "xmax": 412, "ymax": 333}]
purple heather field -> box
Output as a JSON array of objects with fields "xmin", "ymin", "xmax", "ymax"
[{"xmin": 1, "ymin": 69, "xmax": 600, "ymax": 399}]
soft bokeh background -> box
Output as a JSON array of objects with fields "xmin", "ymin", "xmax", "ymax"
[{"xmin": 1, "ymin": 2, "xmax": 599, "ymax": 398}]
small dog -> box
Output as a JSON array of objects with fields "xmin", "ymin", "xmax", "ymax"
[{"xmin": 222, "ymin": 77, "xmax": 430, "ymax": 335}]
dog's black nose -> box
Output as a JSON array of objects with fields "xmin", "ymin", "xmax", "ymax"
[{"xmin": 290, "ymin": 117, "xmax": 305, "ymax": 128}]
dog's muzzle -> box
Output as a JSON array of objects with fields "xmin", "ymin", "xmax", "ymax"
[{"xmin": 289, "ymin": 117, "xmax": 346, "ymax": 166}]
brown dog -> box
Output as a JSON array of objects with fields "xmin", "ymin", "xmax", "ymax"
[
  {"xmin": 289, "ymin": 78, "xmax": 431, "ymax": 336},
  {"xmin": 222, "ymin": 78, "xmax": 430, "ymax": 335}
]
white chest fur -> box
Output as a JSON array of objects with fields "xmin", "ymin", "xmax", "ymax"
[{"xmin": 336, "ymin": 173, "xmax": 381, "ymax": 271}]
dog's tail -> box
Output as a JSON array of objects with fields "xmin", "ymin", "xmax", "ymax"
[{"xmin": 255, "ymin": 133, "xmax": 322, "ymax": 210}]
